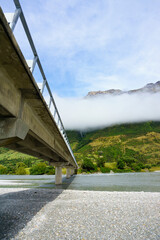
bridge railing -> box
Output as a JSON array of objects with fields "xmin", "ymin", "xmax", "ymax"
[{"xmin": 4, "ymin": 0, "xmax": 78, "ymax": 168}]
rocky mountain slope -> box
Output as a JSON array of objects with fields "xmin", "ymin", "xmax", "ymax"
[{"xmin": 86, "ymin": 81, "xmax": 160, "ymax": 97}]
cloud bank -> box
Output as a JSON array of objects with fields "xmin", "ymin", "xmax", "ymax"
[{"xmin": 54, "ymin": 93, "xmax": 160, "ymax": 131}]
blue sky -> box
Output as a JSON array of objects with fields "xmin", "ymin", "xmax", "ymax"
[{"xmin": 1, "ymin": 0, "xmax": 160, "ymax": 98}]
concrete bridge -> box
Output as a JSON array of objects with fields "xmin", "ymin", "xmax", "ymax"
[{"xmin": 0, "ymin": 1, "xmax": 78, "ymax": 184}]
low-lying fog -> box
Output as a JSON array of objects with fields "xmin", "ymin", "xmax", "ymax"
[{"xmin": 52, "ymin": 93, "xmax": 160, "ymax": 131}]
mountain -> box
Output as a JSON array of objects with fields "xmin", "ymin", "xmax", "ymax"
[
  {"xmin": 67, "ymin": 121, "xmax": 160, "ymax": 173},
  {"xmin": 86, "ymin": 81, "xmax": 160, "ymax": 97},
  {"xmin": 1, "ymin": 80, "xmax": 160, "ymax": 174},
  {"xmin": 0, "ymin": 121, "xmax": 160, "ymax": 174}
]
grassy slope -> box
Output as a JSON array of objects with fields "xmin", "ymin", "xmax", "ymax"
[
  {"xmin": 67, "ymin": 121, "xmax": 160, "ymax": 167},
  {"xmin": 0, "ymin": 147, "xmax": 42, "ymax": 171}
]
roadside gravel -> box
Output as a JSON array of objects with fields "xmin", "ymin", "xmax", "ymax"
[{"xmin": 0, "ymin": 188, "xmax": 158, "ymax": 240}]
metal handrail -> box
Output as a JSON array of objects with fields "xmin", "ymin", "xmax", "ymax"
[{"xmin": 4, "ymin": 0, "xmax": 78, "ymax": 168}]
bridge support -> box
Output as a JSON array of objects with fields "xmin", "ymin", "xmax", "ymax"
[
  {"xmin": 70, "ymin": 168, "xmax": 75, "ymax": 176},
  {"xmin": 66, "ymin": 167, "xmax": 71, "ymax": 179},
  {"xmin": 55, "ymin": 166, "xmax": 62, "ymax": 185}
]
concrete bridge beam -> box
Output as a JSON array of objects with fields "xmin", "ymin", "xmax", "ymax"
[{"xmin": 0, "ymin": 118, "xmax": 29, "ymax": 146}]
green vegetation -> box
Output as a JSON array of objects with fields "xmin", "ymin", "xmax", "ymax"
[
  {"xmin": 0, "ymin": 121, "xmax": 160, "ymax": 174},
  {"xmin": 67, "ymin": 121, "xmax": 160, "ymax": 173},
  {"xmin": 81, "ymin": 158, "xmax": 97, "ymax": 173},
  {"xmin": 30, "ymin": 162, "xmax": 55, "ymax": 175},
  {"xmin": 0, "ymin": 164, "xmax": 7, "ymax": 174},
  {"xmin": 0, "ymin": 149, "xmax": 55, "ymax": 175},
  {"xmin": 15, "ymin": 162, "xmax": 27, "ymax": 175}
]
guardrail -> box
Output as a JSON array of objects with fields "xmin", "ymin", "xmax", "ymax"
[{"xmin": 4, "ymin": 0, "xmax": 78, "ymax": 168}]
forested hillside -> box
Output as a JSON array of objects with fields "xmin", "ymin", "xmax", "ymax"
[
  {"xmin": 67, "ymin": 121, "xmax": 160, "ymax": 173},
  {"xmin": 0, "ymin": 121, "xmax": 160, "ymax": 174}
]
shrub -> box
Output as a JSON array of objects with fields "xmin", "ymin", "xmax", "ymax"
[
  {"xmin": 100, "ymin": 167, "xmax": 110, "ymax": 173},
  {"xmin": 145, "ymin": 164, "xmax": 152, "ymax": 169},
  {"xmin": 0, "ymin": 164, "xmax": 7, "ymax": 174},
  {"xmin": 96, "ymin": 158, "xmax": 105, "ymax": 168},
  {"xmin": 137, "ymin": 163, "xmax": 145, "ymax": 169},
  {"xmin": 45, "ymin": 166, "xmax": 55, "ymax": 175},
  {"xmin": 15, "ymin": 167, "xmax": 27, "ymax": 175},
  {"xmin": 81, "ymin": 158, "xmax": 96, "ymax": 172},
  {"xmin": 16, "ymin": 162, "xmax": 27, "ymax": 168},
  {"xmin": 121, "ymin": 156, "xmax": 135, "ymax": 167},
  {"xmin": 30, "ymin": 162, "xmax": 47, "ymax": 175},
  {"xmin": 131, "ymin": 163, "xmax": 141, "ymax": 172},
  {"xmin": 117, "ymin": 159, "xmax": 125, "ymax": 169},
  {"xmin": 6, "ymin": 166, "xmax": 16, "ymax": 175}
]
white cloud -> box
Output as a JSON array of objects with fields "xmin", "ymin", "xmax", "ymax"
[
  {"xmin": 54, "ymin": 93, "xmax": 160, "ymax": 130},
  {"xmin": 28, "ymin": 0, "xmax": 112, "ymax": 53}
]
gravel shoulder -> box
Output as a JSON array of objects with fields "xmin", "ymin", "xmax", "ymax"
[{"xmin": 0, "ymin": 188, "xmax": 159, "ymax": 240}]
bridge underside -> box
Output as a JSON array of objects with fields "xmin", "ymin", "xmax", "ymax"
[{"xmin": 0, "ymin": 8, "xmax": 77, "ymax": 180}]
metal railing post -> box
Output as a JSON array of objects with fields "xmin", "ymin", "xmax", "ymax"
[
  {"xmin": 11, "ymin": 7, "xmax": 21, "ymax": 31},
  {"xmin": 48, "ymin": 96, "xmax": 52, "ymax": 109},
  {"xmin": 41, "ymin": 79, "xmax": 46, "ymax": 94},
  {"xmin": 31, "ymin": 55, "xmax": 38, "ymax": 73}
]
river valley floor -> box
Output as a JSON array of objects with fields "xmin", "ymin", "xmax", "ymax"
[{"xmin": 0, "ymin": 188, "xmax": 159, "ymax": 240}]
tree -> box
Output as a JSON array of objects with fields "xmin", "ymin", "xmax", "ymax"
[
  {"xmin": 30, "ymin": 162, "xmax": 47, "ymax": 175},
  {"xmin": 100, "ymin": 167, "xmax": 110, "ymax": 173},
  {"xmin": 117, "ymin": 159, "xmax": 125, "ymax": 169},
  {"xmin": 16, "ymin": 162, "xmax": 27, "ymax": 168},
  {"xmin": 121, "ymin": 156, "xmax": 135, "ymax": 168},
  {"xmin": 15, "ymin": 167, "xmax": 27, "ymax": 175},
  {"xmin": 15, "ymin": 162, "xmax": 27, "ymax": 175},
  {"xmin": 131, "ymin": 163, "xmax": 141, "ymax": 172},
  {"xmin": 0, "ymin": 164, "xmax": 7, "ymax": 174},
  {"xmin": 96, "ymin": 157, "xmax": 105, "ymax": 168},
  {"xmin": 145, "ymin": 164, "xmax": 152, "ymax": 170},
  {"xmin": 45, "ymin": 166, "xmax": 55, "ymax": 175},
  {"xmin": 81, "ymin": 158, "xmax": 95, "ymax": 172}
]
